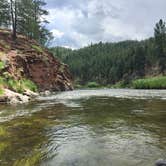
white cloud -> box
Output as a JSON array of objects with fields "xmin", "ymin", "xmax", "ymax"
[
  {"xmin": 51, "ymin": 29, "xmax": 64, "ymax": 38},
  {"xmin": 46, "ymin": 0, "xmax": 166, "ymax": 48}
]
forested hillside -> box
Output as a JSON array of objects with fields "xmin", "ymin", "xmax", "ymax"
[{"xmin": 50, "ymin": 19, "xmax": 166, "ymax": 87}]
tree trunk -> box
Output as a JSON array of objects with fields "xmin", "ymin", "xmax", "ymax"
[{"xmin": 10, "ymin": 0, "xmax": 17, "ymax": 40}]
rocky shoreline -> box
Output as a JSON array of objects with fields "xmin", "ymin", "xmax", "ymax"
[{"xmin": 0, "ymin": 89, "xmax": 38, "ymax": 104}]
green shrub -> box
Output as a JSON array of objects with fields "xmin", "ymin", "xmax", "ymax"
[
  {"xmin": 0, "ymin": 76, "xmax": 4, "ymax": 84},
  {"xmin": 111, "ymin": 81, "xmax": 127, "ymax": 88},
  {"xmin": 20, "ymin": 79, "xmax": 38, "ymax": 92},
  {"xmin": 32, "ymin": 45, "xmax": 43, "ymax": 53},
  {"xmin": 0, "ymin": 126, "xmax": 8, "ymax": 136},
  {"xmin": 7, "ymin": 79, "xmax": 38, "ymax": 93},
  {"xmin": 0, "ymin": 61, "xmax": 5, "ymax": 70},
  {"xmin": 0, "ymin": 40, "xmax": 10, "ymax": 50},
  {"xmin": 86, "ymin": 82, "xmax": 100, "ymax": 88},
  {"xmin": 0, "ymin": 72, "xmax": 38, "ymax": 94},
  {"xmin": 0, "ymin": 89, "xmax": 4, "ymax": 95},
  {"xmin": 74, "ymin": 84, "xmax": 83, "ymax": 89},
  {"xmin": 132, "ymin": 76, "xmax": 166, "ymax": 89}
]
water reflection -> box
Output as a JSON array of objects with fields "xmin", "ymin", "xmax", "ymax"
[{"xmin": 0, "ymin": 89, "xmax": 165, "ymax": 166}]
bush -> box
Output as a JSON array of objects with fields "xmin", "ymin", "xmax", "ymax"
[
  {"xmin": 0, "ymin": 61, "xmax": 5, "ymax": 70},
  {"xmin": 32, "ymin": 45, "xmax": 43, "ymax": 53},
  {"xmin": 74, "ymin": 84, "xmax": 83, "ymax": 89},
  {"xmin": 132, "ymin": 76, "xmax": 166, "ymax": 89},
  {"xmin": 0, "ymin": 74, "xmax": 38, "ymax": 94},
  {"xmin": 86, "ymin": 82, "xmax": 100, "ymax": 88},
  {"xmin": 0, "ymin": 89, "xmax": 4, "ymax": 95},
  {"xmin": 111, "ymin": 81, "xmax": 127, "ymax": 88},
  {"xmin": 7, "ymin": 79, "xmax": 38, "ymax": 93},
  {"xmin": 21, "ymin": 79, "xmax": 38, "ymax": 92}
]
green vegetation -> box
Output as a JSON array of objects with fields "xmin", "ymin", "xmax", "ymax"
[
  {"xmin": 13, "ymin": 152, "xmax": 42, "ymax": 166},
  {"xmin": 0, "ymin": 142, "xmax": 9, "ymax": 156},
  {"xmin": 0, "ymin": 126, "xmax": 8, "ymax": 137},
  {"xmin": 86, "ymin": 82, "xmax": 100, "ymax": 88},
  {"xmin": 0, "ymin": 61, "xmax": 5, "ymax": 70},
  {"xmin": 49, "ymin": 47, "xmax": 73, "ymax": 60},
  {"xmin": 52, "ymin": 40, "xmax": 148, "ymax": 86},
  {"xmin": 110, "ymin": 81, "xmax": 127, "ymax": 89},
  {"xmin": 0, "ymin": 89, "xmax": 4, "ymax": 95},
  {"xmin": 32, "ymin": 45, "xmax": 43, "ymax": 53},
  {"xmin": 0, "ymin": 74, "xmax": 37, "ymax": 94},
  {"xmin": 0, "ymin": 0, "xmax": 53, "ymax": 45},
  {"xmin": 0, "ymin": 40, "xmax": 10, "ymax": 50},
  {"xmin": 132, "ymin": 76, "xmax": 166, "ymax": 89},
  {"xmin": 0, "ymin": 59, "xmax": 38, "ymax": 93},
  {"xmin": 50, "ymin": 19, "xmax": 166, "ymax": 89},
  {"xmin": 7, "ymin": 78, "xmax": 38, "ymax": 93}
]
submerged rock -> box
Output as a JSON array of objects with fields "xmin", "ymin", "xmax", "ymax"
[{"xmin": 155, "ymin": 159, "xmax": 166, "ymax": 166}]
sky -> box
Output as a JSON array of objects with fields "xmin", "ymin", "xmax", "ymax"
[{"xmin": 45, "ymin": 0, "xmax": 166, "ymax": 49}]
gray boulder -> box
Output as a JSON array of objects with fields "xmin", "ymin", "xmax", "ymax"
[{"xmin": 155, "ymin": 159, "xmax": 166, "ymax": 166}]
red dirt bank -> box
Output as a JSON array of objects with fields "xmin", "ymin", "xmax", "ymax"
[{"xmin": 0, "ymin": 29, "xmax": 73, "ymax": 96}]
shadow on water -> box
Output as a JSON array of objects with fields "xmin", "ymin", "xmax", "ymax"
[{"xmin": 0, "ymin": 89, "xmax": 165, "ymax": 166}]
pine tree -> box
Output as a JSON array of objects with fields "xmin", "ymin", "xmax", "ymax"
[
  {"xmin": 154, "ymin": 19, "xmax": 166, "ymax": 72},
  {"xmin": 0, "ymin": 0, "xmax": 10, "ymax": 27},
  {"xmin": 17, "ymin": 0, "xmax": 36, "ymax": 38},
  {"xmin": 33, "ymin": 0, "xmax": 53, "ymax": 45},
  {"xmin": 18, "ymin": 0, "xmax": 53, "ymax": 45},
  {"xmin": 10, "ymin": 0, "xmax": 19, "ymax": 40},
  {"xmin": 0, "ymin": 0, "xmax": 52, "ymax": 45}
]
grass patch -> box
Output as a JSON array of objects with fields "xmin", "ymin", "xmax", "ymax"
[
  {"xmin": 13, "ymin": 152, "xmax": 42, "ymax": 166},
  {"xmin": 0, "ymin": 61, "xmax": 5, "ymax": 70},
  {"xmin": 0, "ymin": 89, "xmax": 4, "ymax": 95},
  {"xmin": 0, "ymin": 142, "xmax": 9, "ymax": 155},
  {"xmin": 74, "ymin": 84, "xmax": 83, "ymax": 89},
  {"xmin": 32, "ymin": 45, "xmax": 43, "ymax": 53},
  {"xmin": 0, "ymin": 74, "xmax": 38, "ymax": 93},
  {"xmin": 110, "ymin": 81, "xmax": 127, "ymax": 88},
  {"xmin": 0, "ymin": 40, "xmax": 10, "ymax": 50},
  {"xmin": 86, "ymin": 82, "xmax": 100, "ymax": 88},
  {"xmin": 132, "ymin": 76, "xmax": 166, "ymax": 89},
  {"xmin": 7, "ymin": 79, "xmax": 38, "ymax": 93},
  {"xmin": 21, "ymin": 79, "xmax": 38, "ymax": 92},
  {"xmin": 0, "ymin": 126, "xmax": 8, "ymax": 137}
]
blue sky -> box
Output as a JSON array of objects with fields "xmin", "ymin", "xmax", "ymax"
[{"xmin": 45, "ymin": 0, "xmax": 166, "ymax": 49}]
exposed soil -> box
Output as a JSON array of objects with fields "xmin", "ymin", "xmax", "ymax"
[{"xmin": 0, "ymin": 29, "xmax": 73, "ymax": 92}]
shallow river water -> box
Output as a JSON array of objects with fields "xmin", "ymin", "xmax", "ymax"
[{"xmin": 0, "ymin": 89, "xmax": 166, "ymax": 166}]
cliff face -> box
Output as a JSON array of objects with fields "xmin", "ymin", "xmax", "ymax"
[
  {"xmin": 0, "ymin": 29, "xmax": 73, "ymax": 94},
  {"xmin": 7, "ymin": 50, "xmax": 73, "ymax": 91}
]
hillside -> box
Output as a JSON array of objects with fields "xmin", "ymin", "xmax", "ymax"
[
  {"xmin": 50, "ymin": 38, "xmax": 166, "ymax": 88},
  {"xmin": 0, "ymin": 29, "xmax": 73, "ymax": 103}
]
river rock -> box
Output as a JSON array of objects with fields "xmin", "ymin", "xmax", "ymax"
[
  {"xmin": 0, "ymin": 89, "xmax": 31, "ymax": 104},
  {"xmin": 155, "ymin": 159, "xmax": 166, "ymax": 166}
]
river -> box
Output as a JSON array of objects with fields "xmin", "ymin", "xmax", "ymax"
[{"xmin": 0, "ymin": 89, "xmax": 166, "ymax": 166}]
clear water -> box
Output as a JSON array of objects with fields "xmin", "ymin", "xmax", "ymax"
[{"xmin": 0, "ymin": 89, "xmax": 166, "ymax": 166}]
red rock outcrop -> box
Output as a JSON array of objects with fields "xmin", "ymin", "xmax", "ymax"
[{"xmin": 0, "ymin": 29, "xmax": 73, "ymax": 92}]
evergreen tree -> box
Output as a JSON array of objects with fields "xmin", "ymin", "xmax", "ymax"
[
  {"xmin": 10, "ymin": 0, "xmax": 18, "ymax": 40},
  {"xmin": 154, "ymin": 19, "xmax": 166, "ymax": 72},
  {"xmin": 133, "ymin": 46, "xmax": 145, "ymax": 76},
  {"xmin": 17, "ymin": 0, "xmax": 35, "ymax": 38},
  {"xmin": 0, "ymin": 0, "xmax": 10, "ymax": 27},
  {"xmin": 0, "ymin": 0, "xmax": 52, "ymax": 45},
  {"xmin": 33, "ymin": 0, "xmax": 53, "ymax": 45}
]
